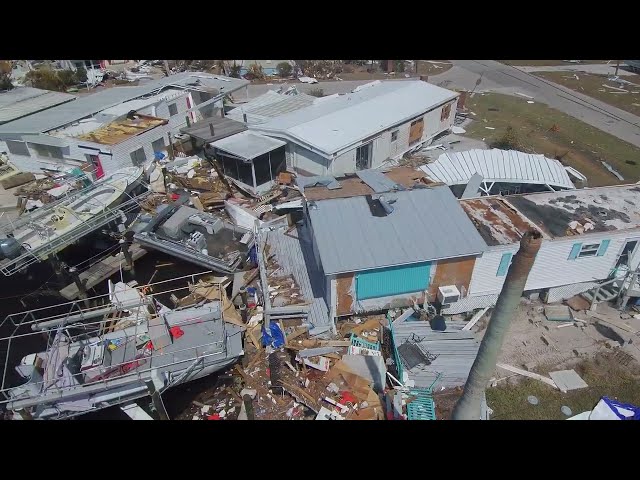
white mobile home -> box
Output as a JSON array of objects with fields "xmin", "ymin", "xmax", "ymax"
[
  {"xmin": 446, "ymin": 186, "xmax": 640, "ymax": 313},
  {"xmin": 249, "ymin": 80, "xmax": 459, "ymax": 176},
  {"xmin": 0, "ymin": 73, "xmax": 249, "ymax": 177}
]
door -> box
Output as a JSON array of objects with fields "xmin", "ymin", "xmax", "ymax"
[
  {"xmin": 616, "ymin": 239, "xmax": 639, "ymax": 267},
  {"xmin": 355, "ymin": 142, "xmax": 372, "ymax": 170},
  {"xmin": 86, "ymin": 154, "xmax": 104, "ymax": 179}
]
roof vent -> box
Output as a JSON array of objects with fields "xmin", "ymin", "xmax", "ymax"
[{"xmin": 378, "ymin": 195, "xmax": 395, "ymax": 215}]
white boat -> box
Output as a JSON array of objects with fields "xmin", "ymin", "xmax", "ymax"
[
  {"xmin": 0, "ymin": 167, "xmax": 146, "ymax": 275},
  {"xmin": 0, "ymin": 272, "xmax": 245, "ymax": 420}
]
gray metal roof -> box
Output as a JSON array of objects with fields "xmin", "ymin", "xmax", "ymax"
[
  {"xmin": 211, "ymin": 131, "xmax": 285, "ymax": 160},
  {"xmin": 0, "ymin": 73, "xmax": 249, "ymax": 136},
  {"xmin": 391, "ymin": 313, "xmax": 480, "ymax": 389},
  {"xmin": 356, "ymin": 169, "xmax": 403, "ymax": 193},
  {"xmin": 180, "ymin": 115, "xmax": 247, "ymax": 143},
  {"xmin": 0, "ymin": 87, "xmax": 76, "ymax": 124},
  {"xmin": 250, "ymin": 80, "xmax": 458, "ymax": 156},
  {"xmin": 308, "ymin": 186, "xmax": 488, "ymax": 275}
]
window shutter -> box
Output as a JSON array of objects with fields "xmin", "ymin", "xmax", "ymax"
[
  {"xmin": 596, "ymin": 239, "xmax": 610, "ymax": 257},
  {"xmin": 496, "ymin": 253, "xmax": 512, "ymax": 276},
  {"xmin": 568, "ymin": 243, "xmax": 582, "ymax": 260}
]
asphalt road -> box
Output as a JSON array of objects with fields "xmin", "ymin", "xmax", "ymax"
[
  {"xmin": 245, "ymin": 60, "xmax": 640, "ymax": 148},
  {"xmin": 413, "ymin": 60, "xmax": 640, "ymax": 148}
]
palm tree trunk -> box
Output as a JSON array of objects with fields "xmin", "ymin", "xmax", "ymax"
[{"xmin": 452, "ymin": 230, "xmax": 542, "ymax": 420}]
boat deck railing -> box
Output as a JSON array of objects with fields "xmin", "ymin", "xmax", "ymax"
[
  {"xmin": 0, "ymin": 271, "xmax": 233, "ymax": 415},
  {"xmin": 0, "ymin": 190, "xmax": 151, "ymax": 276}
]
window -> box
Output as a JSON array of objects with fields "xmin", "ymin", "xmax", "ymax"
[
  {"xmin": 151, "ymin": 137, "xmax": 166, "ymax": 154},
  {"xmin": 441, "ymin": 102, "xmax": 453, "ymax": 122},
  {"xmin": 390, "ymin": 130, "xmax": 398, "ymax": 143},
  {"xmin": 568, "ymin": 240, "xmax": 610, "ymax": 260},
  {"xmin": 254, "ymin": 153, "xmax": 272, "ymax": 186},
  {"xmin": 6, "ymin": 140, "xmax": 29, "ymax": 156},
  {"xmin": 496, "ymin": 253, "xmax": 513, "ymax": 276},
  {"xmin": 168, "ymin": 103, "xmax": 178, "ymax": 116},
  {"xmin": 355, "ymin": 142, "xmax": 372, "ymax": 170},
  {"xmin": 130, "ymin": 147, "xmax": 146, "ymax": 166}
]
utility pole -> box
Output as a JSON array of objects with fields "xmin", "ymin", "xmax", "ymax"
[
  {"xmin": 452, "ymin": 230, "xmax": 542, "ymax": 420},
  {"xmin": 163, "ymin": 60, "xmax": 171, "ymax": 77},
  {"xmin": 615, "ymin": 60, "xmax": 620, "ymax": 76}
]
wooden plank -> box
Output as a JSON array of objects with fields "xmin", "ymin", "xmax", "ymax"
[
  {"xmin": 462, "ymin": 307, "xmax": 489, "ymax": 331},
  {"xmin": 336, "ymin": 273, "xmax": 354, "ymax": 316},
  {"xmin": 496, "ymin": 363, "xmax": 559, "ymax": 389},
  {"xmin": 429, "ymin": 255, "xmax": 476, "ymax": 299},
  {"xmin": 59, "ymin": 246, "xmax": 147, "ymax": 300}
]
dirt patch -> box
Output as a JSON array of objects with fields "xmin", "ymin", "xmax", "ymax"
[{"xmin": 433, "ymin": 386, "xmax": 463, "ymax": 420}]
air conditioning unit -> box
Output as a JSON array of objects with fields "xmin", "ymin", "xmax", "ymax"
[{"xmin": 437, "ymin": 285, "xmax": 460, "ymax": 306}]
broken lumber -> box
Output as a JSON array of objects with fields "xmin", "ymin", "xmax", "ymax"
[
  {"xmin": 462, "ymin": 307, "xmax": 489, "ymax": 331},
  {"xmin": 496, "ymin": 363, "xmax": 559, "ymax": 389}
]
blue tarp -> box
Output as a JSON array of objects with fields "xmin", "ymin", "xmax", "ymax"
[{"xmin": 261, "ymin": 322, "xmax": 285, "ymax": 349}]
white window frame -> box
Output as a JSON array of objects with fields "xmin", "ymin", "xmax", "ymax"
[
  {"xmin": 390, "ymin": 130, "xmax": 398, "ymax": 143},
  {"xmin": 168, "ymin": 103, "xmax": 178, "ymax": 116},
  {"xmin": 578, "ymin": 243, "xmax": 601, "ymax": 258}
]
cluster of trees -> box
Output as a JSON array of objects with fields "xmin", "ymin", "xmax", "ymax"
[
  {"xmin": 0, "ymin": 61, "xmax": 14, "ymax": 90},
  {"xmin": 23, "ymin": 67, "xmax": 88, "ymax": 92}
]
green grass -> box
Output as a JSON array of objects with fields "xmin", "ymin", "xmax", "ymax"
[
  {"xmin": 501, "ymin": 60, "xmax": 611, "ymax": 67},
  {"xmin": 486, "ymin": 353, "xmax": 640, "ymax": 420},
  {"xmin": 535, "ymin": 70, "xmax": 640, "ymax": 117},
  {"xmin": 465, "ymin": 92, "xmax": 640, "ymax": 186}
]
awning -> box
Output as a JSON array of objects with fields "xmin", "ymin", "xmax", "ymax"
[
  {"xmin": 210, "ymin": 131, "xmax": 286, "ymax": 160},
  {"xmin": 21, "ymin": 134, "xmax": 70, "ymax": 148}
]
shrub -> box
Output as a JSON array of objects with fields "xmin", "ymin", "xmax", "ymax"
[
  {"xmin": 277, "ymin": 62, "xmax": 293, "ymax": 77},
  {"xmin": 490, "ymin": 126, "xmax": 522, "ymax": 151},
  {"xmin": 308, "ymin": 88, "xmax": 324, "ymax": 98},
  {"xmin": 74, "ymin": 67, "xmax": 88, "ymax": 84}
]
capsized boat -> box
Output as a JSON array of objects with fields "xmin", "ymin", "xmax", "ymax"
[
  {"xmin": 0, "ymin": 272, "xmax": 244, "ymax": 419},
  {"xmin": 0, "ymin": 167, "xmax": 146, "ymax": 275}
]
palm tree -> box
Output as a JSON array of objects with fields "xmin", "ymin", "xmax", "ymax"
[{"xmin": 452, "ymin": 230, "xmax": 542, "ymax": 420}]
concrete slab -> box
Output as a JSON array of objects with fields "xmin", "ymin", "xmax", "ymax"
[
  {"xmin": 545, "ymin": 305, "xmax": 573, "ymax": 322},
  {"xmin": 549, "ymin": 369, "xmax": 589, "ymax": 393}
]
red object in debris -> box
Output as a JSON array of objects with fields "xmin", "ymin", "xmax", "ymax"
[
  {"xmin": 171, "ymin": 193, "xmax": 180, "ymax": 201},
  {"xmin": 339, "ymin": 391, "xmax": 357, "ymax": 405},
  {"xmin": 207, "ymin": 414, "xmax": 221, "ymax": 420},
  {"xmin": 169, "ymin": 326, "xmax": 185, "ymax": 339}
]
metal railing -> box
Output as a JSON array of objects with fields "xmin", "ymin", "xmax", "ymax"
[
  {"xmin": 0, "ymin": 191, "xmax": 151, "ymax": 276},
  {"xmin": 0, "ymin": 271, "xmax": 234, "ymax": 417}
]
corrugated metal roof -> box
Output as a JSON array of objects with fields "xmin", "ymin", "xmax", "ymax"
[
  {"xmin": 391, "ymin": 317, "xmax": 480, "ymax": 389},
  {"xmin": 420, "ymin": 149, "xmax": 575, "ymax": 190},
  {"xmin": 211, "ymin": 131, "xmax": 285, "ymax": 160},
  {"xmin": 250, "ymin": 81, "xmax": 458, "ymax": 156},
  {"xmin": 0, "ymin": 87, "xmax": 76, "ymax": 124},
  {"xmin": 356, "ymin": 169, "xmax": 403, "ymax": 193},
  {"xmin": 308, "ymin": 186, "xmax": 487, "ymax": 275},
  {"xmin": 227, "ymin": 90, "xmax": 315, "ymax": 124},
  {"xmin": 0, "ymin": 73, "xmax": 248, "ymax": 136}
]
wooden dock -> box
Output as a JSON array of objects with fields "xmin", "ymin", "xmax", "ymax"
[{"xmin": 59, "ymin": 245, "xmax": 148, "ymax": 300}]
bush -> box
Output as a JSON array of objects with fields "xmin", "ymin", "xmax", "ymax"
[
  {"xmin": 308, "ymin": 88, "xmax": 324, "ymax": 98},
  {"xmin": 490, "ymin": 126, "xmax": 522, "ymax": 151},
  {"xmin": 229, "ymin": 64, "xmax": 242, "ymax": 78},
  {"xmin": 0, "ymin": 73, "xmax": 13, "ymax": 91},
  {"xmin": 24, "ymin": 68, "xmax": 64, "ymax": 91},
  {"xmin": 277, "ymin": 62, "xmax": 293, "ymax": 78},
  {"xmin": 74, "ymin": 67, "xmax": 87, "ymax": 84}
]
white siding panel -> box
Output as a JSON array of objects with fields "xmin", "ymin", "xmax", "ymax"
[
  {"xmin": 468, "ymin": 232, "xmax": 636, "ymax": 297},
  {"xmin": 108, "ymin": 124, "xmax": 174, "ymax": 173},
  {"xmin": 372, "ymin": 131, "xmax": 391, "ymax": 168},
  {"xmin": 294, "ymin": 145, "xmax": 329, "ymax": 175},
  {"xmin": 524, "ymin": 235, "xmax": 626, "ymax": 291},
  {"xmin": 331, "ymin": 149, "xmax": 355, "ymax": 175},
  {"xmin": 390, "ymin": 122, "xmax": 411, "ymax": 158}
]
